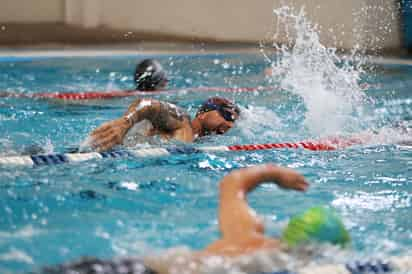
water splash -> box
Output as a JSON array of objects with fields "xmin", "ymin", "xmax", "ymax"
[
  {"xmin": 263, "ymin": 6, "xmax": 369, "ymax": 136},
  {"xmin": 239, "ymin": 105, "xmax": 282, "ymax": 139}
]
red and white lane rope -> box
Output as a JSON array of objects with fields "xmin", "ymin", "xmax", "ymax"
[{"xmin": 0, "ymin": 85, "xmax": 274, "ymax": 101}]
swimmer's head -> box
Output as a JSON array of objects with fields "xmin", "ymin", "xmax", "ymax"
[
  {"xmin": 281, "ymin": 206, "xmax": 350, "ymax": 248},
  {"xmin": 134, "ymin": 59, "xmax": 168, "ymax": 91},
  {"xmin": 194, "ymin": 97, "xmax": 240, "ymax": 136}
]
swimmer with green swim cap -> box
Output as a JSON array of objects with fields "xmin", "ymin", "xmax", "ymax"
[
  {"xmin": 42, "ymin": 164, "xmax": 350, "ymax": 274},
  {"xmin": 200, "ymin": 164, "xmax": 350, "ymax": 257},
  {"xmin": 282, "ymin": 206, "xmax": 350, "ymax": 247}
]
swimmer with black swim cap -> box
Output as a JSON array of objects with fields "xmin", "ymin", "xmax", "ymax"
[
  {"xmin": 40, "ymin": 164, "xmax": 349, "ymax": 274},
  {"xmin": 0, "ymin": 59, "xmax": 167, "ymax": 98},
  {"xmin": 84, "ymin": 96, "xmax": 240, "ymax": 152},
  {"xmin": 134, "ymin": 59, "xmax": 168, "ymax": 91}
]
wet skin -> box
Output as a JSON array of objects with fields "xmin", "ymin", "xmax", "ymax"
[{"xmin": 86, "ymin": 98, "xmax": 239, "ymax": 152}]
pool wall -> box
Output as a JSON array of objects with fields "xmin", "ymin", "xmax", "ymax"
[
  {"xmin": 0, "ymin": 0, "xmax": 402, "ymax": 52},
  {"xmin": 401, "ymin": 0, "xmax": 412, "ymax": 51}
]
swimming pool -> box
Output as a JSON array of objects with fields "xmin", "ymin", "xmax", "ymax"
[{"xmin": 0, "ymin": 49, "xmax": 411, "ymax": 274}]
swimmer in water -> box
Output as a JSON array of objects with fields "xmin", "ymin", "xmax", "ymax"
[
  {"xmin": 84, "ymin": 96, "xmax": 240, "ymax": 152},
  {"xmin": 42, "ymin": 164, "xmax": 350, "ymax": 274},
  {"xmin": 133, "ymin": 59, "xmax": 169, "ymax": 91},
  {"xmin": 0, "ymin": 58, "xmax": 168, "ymax": 100},
  {"xmin": 197, "ymin": 164, "xmax": 349, "ymax": 257}
]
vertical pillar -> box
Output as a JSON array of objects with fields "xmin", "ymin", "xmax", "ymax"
[
  {"xmin": 64, "ymin": 0, "xmax": 100, "ymax": 28},
  {"xmin": 401, "ymin": 0, "xmax": 412, "ymax": 51},
  {"xmin": 64, "ymin": 0, "xmax": 79, "ymax": 25},
  {"xmin": 82, "ymin": 0, "xmax": 101, "ymax": 28}
]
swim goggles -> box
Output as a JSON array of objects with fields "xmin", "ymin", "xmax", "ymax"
[{"xmin": 198, "ymin": 102, "xmax": 239, "ymax": 122}]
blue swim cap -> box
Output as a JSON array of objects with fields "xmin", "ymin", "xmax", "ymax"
[{"xmin": 281, "ymin": 206, "xmax": 350, "ymax": 247}]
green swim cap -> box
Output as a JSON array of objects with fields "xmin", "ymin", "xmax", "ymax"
[{"xmin": 281, "ymin": 206, "xmax": 350, "ymax": 247}]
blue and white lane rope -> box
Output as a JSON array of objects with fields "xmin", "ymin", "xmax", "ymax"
[
  {"xmin": 0, "ymin": 146, "xmax": 228, "ymax": 167},
  {"xmin": 265, "ymin": 255, "xmax": 412, "ymax": 274},
  {"xmin": 0, "ymin": 139, "xmax": 347, "ymax": 168}
]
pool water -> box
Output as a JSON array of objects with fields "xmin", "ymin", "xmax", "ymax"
[{"xmin": 0, "ymin": 52, "xmax": 411, "ymax": 273}]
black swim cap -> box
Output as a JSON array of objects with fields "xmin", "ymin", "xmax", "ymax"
[{"xmin": 134, "ymin": 59, "xmax": 168, "ymax": 91}]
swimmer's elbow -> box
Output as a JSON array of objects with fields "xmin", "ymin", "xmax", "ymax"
[
  {"xmin": 125, "ymin": 99, "xmax": 161, "ymax": 123},
  {"xmin": 140, "ymin": 100, "xmax": 162, "ymax": 118},
  {"xmin": 219, "ymin": 170, "xmax": 246, "ymax": 194}
]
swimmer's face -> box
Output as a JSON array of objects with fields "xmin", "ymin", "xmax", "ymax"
[{"xmin": 198, "ymin": 110, "xmax": 238, "ymax": 136}]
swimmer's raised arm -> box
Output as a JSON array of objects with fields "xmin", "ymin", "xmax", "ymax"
[
  {"xmin": 218, "ymin": 164, "xmax": 308, "ymax": 237},
  {"xmin": 87, "ymin": 98, "xmax": 188, "ymax": 151},
  {"xmin": 204, "ymin": 164, "xmax": 308, "ymax": 256}
]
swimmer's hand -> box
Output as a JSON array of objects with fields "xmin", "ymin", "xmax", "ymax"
[
  {"xmin": 270, "ymin": 165, "xmax": 309, "ymax": 191},
  {"xmin": 87, "ymin": 117, "xmax": 131, "ymax": 152}
]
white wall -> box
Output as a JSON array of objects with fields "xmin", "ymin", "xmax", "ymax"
[
  {"xmin": 0, "ymin": 0, "xmax": 64, "ymax": 22},
  {"xmin": 100, "ymin": 0, "xmax": 276, "ymax": 41},
  {"xmin": 355, "ymin": 0, "xmax": 402, "ymax": 50},
  {"xmin": 0, "ymin": 0, "xmax": 402, "ymax": 51},
  {"xmin": 65, "ymin": 0, "xmax": 401, "ymax": 50}
]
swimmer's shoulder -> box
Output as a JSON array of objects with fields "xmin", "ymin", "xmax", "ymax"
[{"xmin": 158, "ymin": 101, "xmax": 189, "ymax": 121}]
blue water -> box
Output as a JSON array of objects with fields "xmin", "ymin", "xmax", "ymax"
[{"xmin": 0, "ymin": 53, "xmax": 411, "ymax": 273}]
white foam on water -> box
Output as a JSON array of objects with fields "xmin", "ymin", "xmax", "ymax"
[
  {"xmin": 0, "ymin": 248, "xmax": 34, "ymax": 264},
  {"xmin": 332, "ymin": 190, "xmax": 412, "ymax": 212},
  {"xmin": 238, "ymin": 105, "xmax": 282, "ymax": 139},
  {"xmin": 144, "ymin": 244, "xmax": 351, "ymax": 274},
  {"xmin": 264, "ymin": 6, "xmax": 369, "ymax": 136},
  {"xmin": 43, "ymin": 138, "xmax": 55, "ymax": 154},
  {"xmin": 0, "ymin": 225, "xmax": 43, "ymax": 240}
]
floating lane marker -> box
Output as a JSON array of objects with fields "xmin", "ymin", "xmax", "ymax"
[
  {"xmin": 1, "ymin": 85, "xmax": 274, "ymax": 102},
  {"xmin": 40, "ymin": 255, "xmax": 412, "ymax": 274},
  {"xmin": 65, "ymin": 152, "xmax": 102, "ymax": 162},
  {"xmin": 0, "ymin": 140, "xmax": 345, "ymax": 168},
  {"xmin": 227, "ymin": 142, "xmax": 336, "ymax": 151},
  {"xmin": 258, "ymin": 256, "xmax": 411, "ymax": 274},
  {"xmin": 0, "ymin": 155, "xmax": 34, "ymax": 166}
]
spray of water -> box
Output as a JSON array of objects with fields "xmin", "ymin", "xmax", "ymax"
[
  {"xmin": 239, "ymin": 105, "xmax": 282, "ymax": 139},
  {"xmin": 263, "ymin": 6, "xmax": 369, "ymax": 136}
]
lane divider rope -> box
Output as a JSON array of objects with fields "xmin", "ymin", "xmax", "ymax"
[
  {"xmin": 1, "ymin": 86, "xmax": 273, "ymax": 101},
  {"xmin": 0, "ymin": 138, "xmax": 357, "ymax": 167},
  {"xmin": 45, "ymin": 255, "xmax": 412, "ymax": 274},
  {"xmin": 265, "ymin": 255, "xmax": 412, "ymax": 274}
]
